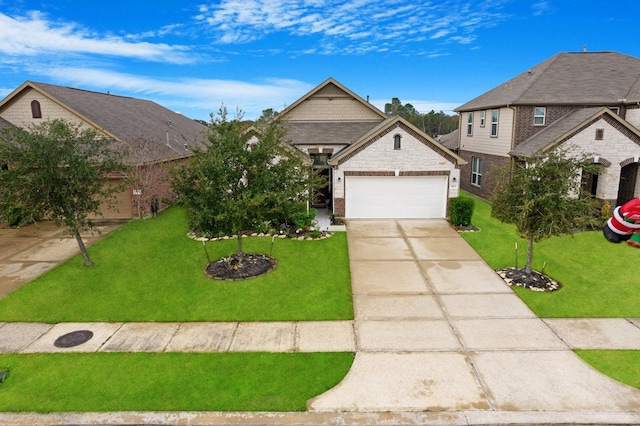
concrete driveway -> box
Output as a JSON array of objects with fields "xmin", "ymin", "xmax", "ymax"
[{"xmin": 307, "ymin": 219, "xmax": 640, "ymax": 422}]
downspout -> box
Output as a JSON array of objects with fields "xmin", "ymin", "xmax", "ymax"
[{"xmin": 507, "ymin": 104, "xmax": 517, "ymax": 173}]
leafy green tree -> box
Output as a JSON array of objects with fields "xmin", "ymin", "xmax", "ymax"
[
  {"xmin": 171, "ymin": 106, "xmax": 315, "ymax": 260},
  {"xmin": 384, "ymin": 99, "xmax": 458, "ymax": 137},
  {"xmin": 491, "ymin": 150, "xmax": 600, "ymax": 274},
  {"xmin": 384, "ymin": 97, "xmax": 418, "ymax": 117},
  {"xmin": 0, "ymin": 119, "xmax": 128, "ymax": 266}
]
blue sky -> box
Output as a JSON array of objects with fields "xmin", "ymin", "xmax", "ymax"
[{"xmin": 2, "ymin": 1, "xmax": 640, "ymax": 120}]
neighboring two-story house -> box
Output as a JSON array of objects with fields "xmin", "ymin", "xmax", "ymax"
[
  {"xmin": 0, "ymin": 81, "xmax": 208, "ymax": 219},
  {"xmin": 454, "ymin": 51, "xmax": 640, "ymax": 207},
  {"xmin": 280, "ymin": 78, "xmax": 466, "ymax": 221}
]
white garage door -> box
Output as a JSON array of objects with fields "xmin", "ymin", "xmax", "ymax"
[{"xmin": 345, "ymin": 176, "xmax": 448, "ymax": 219}]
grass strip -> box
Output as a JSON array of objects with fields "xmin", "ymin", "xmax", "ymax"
[
  {"xmin": 0, "ymin": 352, "xmax": 354, "ymax": 412},
  {"xmin": 0, "ymin": 208, "xmax": 353, "ymax": 322},
  {"xmin": 575, "ymin": 350, "xmax": 640, "ymax": 389},
  {"xmin": 459, "ymin": 192, "xmax": 640, "ymax": 318}
]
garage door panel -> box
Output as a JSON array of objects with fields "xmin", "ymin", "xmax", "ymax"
[{"xmin": 346, "ymin": 176, "xmax": 447, "ymax": 219}]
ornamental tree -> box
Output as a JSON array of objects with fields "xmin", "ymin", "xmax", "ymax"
[
  {"xmin": 491, "ymin": 150, "xmax": 600, "ymax": 275},
  {"xmin": 170, "ymin": 106, "xmax": 317, "ymax": 260},
  {"xmin": 0, "ymin": 119, "xmax": 128, "ymax": 266}
]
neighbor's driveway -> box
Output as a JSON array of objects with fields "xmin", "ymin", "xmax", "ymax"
[{"xmin": 0, "ymin": 221, "xmax": 122, "ymax": 297}]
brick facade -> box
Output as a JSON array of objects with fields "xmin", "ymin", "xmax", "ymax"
[{"xmin": 458, "ymin": 150, "xmax": 510, "ymax": 200}]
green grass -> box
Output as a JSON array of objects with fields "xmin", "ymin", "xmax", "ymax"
[
  {"xmin": 0, "ymin": 207, "xmax": 353, "ymax": 322},
  {"xmin": 0, "ymin": 208, "xmax": 356, "ymax": 412},
  {"xmin": 0, "ymin": 352, "xmax": 354, "ymax": 412},
  {"xmin": 461, "ymin": 192, "xmax": 640, "ymax": 391},
  {"xmin": 459, "ymin": 192, "xmax": 640, "ymax": 318},
  {"xmin": 576, "ymin": 350, "xmax": 640, "ymax": 389}
]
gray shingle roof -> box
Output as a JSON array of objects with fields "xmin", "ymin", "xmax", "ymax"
[
  {"xmin": 437, "ymin": 129, "xmax": 459, "ymax": 150},
  {"xmin": 509, "ymin": 107, "xmax": 612, "ymax": 157},
  {"xmin": 20, "ymin": 82, "xmax": 208, "ymax": 164},
  {"xmin": 284, "ymin": 121, "xmax": 382, "ymax": 146},
  {"xmin": 456, "ymin": 52, "xmax": 640, "ymax": 111}
]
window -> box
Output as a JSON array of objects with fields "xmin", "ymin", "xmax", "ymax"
[
  {"xmin": 466, "ymin": 112, "xmax": 473, "ymax": 136},
  {"xmin": 479, "ymin": 110, "xmax": 486, "ymax": 127},
  {"xmin": 31, "ymin": 100, "xmax": 42, "ymax": 119},
  {"xmin": 490, "ymin": 109, "xmax": 499, "ymax": 137},
  {"xmin": 471, "ymin": 157, "xmax": 483, "ymax": 186},
  {"xmin": 310, "ymin": 153, "xmax": 329, "ymax": 166},
  {"xmin": 394, "ymin": 134, "xmax": 401, "ymax": 150},
  {"xmin": 595, "ymin": 128, "xmax": 604, "ymax": 140},
  {"xmin": 534, "ymin": 107, "xmax": 546, "ymax": 125}
]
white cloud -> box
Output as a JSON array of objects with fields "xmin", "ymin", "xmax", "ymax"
[
  {"xmin": 197, "ymin": 0, "xmax": 510, "ymax": 54},
  {"xmin": 43, "ymin": 67, "xmax": 314, "ymax": 119},
  {"xmin": 532, "ymin": 1, "xmax": 551, "ymax": 16},
  {"xmin": 0, "ymin": 11, "xmax": 194, "ymax": 64}
]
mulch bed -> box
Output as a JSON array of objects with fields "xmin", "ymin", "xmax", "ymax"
[
  {"xmin": 206, "ymin": 253, "xmax": 277, "ymax": 280},
  {"xmin": 497, "ymin": 267, "xmax": 561, "ymax": 292}
]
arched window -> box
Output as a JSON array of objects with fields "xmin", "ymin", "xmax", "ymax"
[
  {"xmin": 31, "ymin": 100, "xmax": 42, "ymax": 119},
  {"xmin": 394, "ymin": 134, "xmax": 401, "ymax": 150}
]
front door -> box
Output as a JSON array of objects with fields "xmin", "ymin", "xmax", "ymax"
[
  {"xmin": 616, "ymin": 163, "xmax": 638, "ymax": 206},
  {"xmin": 309, "ymin": 153, "xmax": 332, "ymax": 208}
]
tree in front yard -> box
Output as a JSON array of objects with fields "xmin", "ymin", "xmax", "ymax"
[
  {"xmin": 491, "ymin": 150, "xmax": 600, "ymax": 275},
  {"xmin": 0, "ymin": 119, "xmax": 128, "ymax": 266},
  {"xmin": 170, "ymin": 106, "xmax": 316, "ymax": 266}
]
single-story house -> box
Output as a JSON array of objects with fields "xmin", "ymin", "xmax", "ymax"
[
  {"xmin": 279, "ymin": 78, "xmax": 466, "ymax": 220},
  {"xmin": 0, "ymin": 81, "xmax": 208, "ymax": 219}
]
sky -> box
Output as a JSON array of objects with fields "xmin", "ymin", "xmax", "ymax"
[{"xmin": 2, "ymin": 1, "xmax": 640, "ymax": 121}]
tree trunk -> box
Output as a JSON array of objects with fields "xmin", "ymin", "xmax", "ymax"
[
  {"xmin": 525, "ymin": 238, "xmax": 533, "ymax": 275},
  {"xmin": 236, "ymin": 234, "xmax": 244, "ymax": 260},
  {"xmin": 72, "ymin": 226, "xmax": 93, "ymax": 267}
]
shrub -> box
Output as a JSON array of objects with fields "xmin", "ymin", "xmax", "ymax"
[
  {"xmin": 6, "ymin": 205, "xmax": 29, "ymax": 227},
  {"xmin": 450, "ymin": 197, "xmax": 474, "ymax": 226}
]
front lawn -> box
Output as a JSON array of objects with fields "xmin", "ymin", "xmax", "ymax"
[
  {"xmin": 459, "ymin": 192, "xmax": 640, "ymax": 318},
  {"xmin": 0, "ymin": 352, "xmax": 354, "ymax": 412},
  {"xmin": 0, "ymin": 207, "xmax": 353, "ymax": 322}
]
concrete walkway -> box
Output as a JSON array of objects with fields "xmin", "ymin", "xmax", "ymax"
[{"xmin": 3, "ymin": 219, "xmax": 640, "ymax": 424}]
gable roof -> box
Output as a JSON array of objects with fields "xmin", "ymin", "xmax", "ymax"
[
  {"xmin": 456, "ymin": 52, "xmax": 640, "ymax": 111},
  {"xmin": 279, "ymin": 77, "xmax": 388, "ymax": 147},
  {"xmin": 279, "ymin": 77, "xmax": 387, "ymax": 120},
  {"xmin": 0, "ymin": 81, "xmax": 208, "ymax": 164},
  {"xmin": 509, "ymin": 107, "xmax": 640, "ymax": 157},
  {"xmin": 328, "ymin": 116, "xmax": 466, "ymax": 166}
]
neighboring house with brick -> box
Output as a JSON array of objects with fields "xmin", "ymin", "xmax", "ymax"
[
  {"xmin": 280, "ymin": 78, "xmax": 465, "ymax": 221},
  {"xmin": 453, "ymin": 51, "xmax": 640, "ymax": 207},
  {"xmin": 0, "ymin": 81, "xmax": 208, "ymax": 219}
]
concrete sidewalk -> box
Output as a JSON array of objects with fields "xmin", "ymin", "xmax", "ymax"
[{"xmin": 3, "ymin": 219, "xmax": 640, "ymax": 425}]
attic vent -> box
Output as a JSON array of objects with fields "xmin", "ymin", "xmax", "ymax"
[
  {"xmin": 31, "ymin": 100, "xmax": 42, "ymax": 119},
  {"xmin": 595, "ymin": 128, "xmax": 604, "ymax": 140}
]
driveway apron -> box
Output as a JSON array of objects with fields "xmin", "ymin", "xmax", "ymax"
[{"xmin": 307, "ymin": 219, "xmax": 640, "ymax": 414}]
